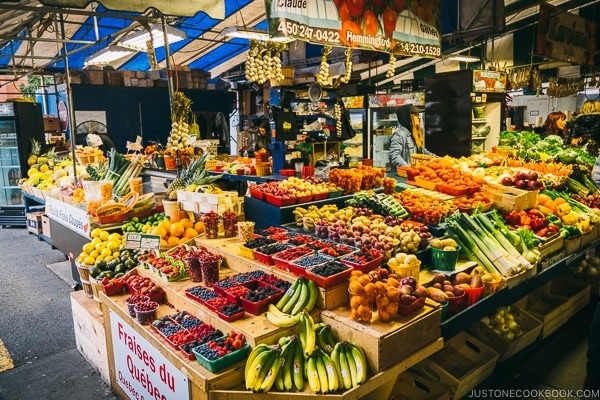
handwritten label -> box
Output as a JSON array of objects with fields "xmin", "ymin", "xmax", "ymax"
[{"xmin": 125, "ymin": 233, "xmax": 161, "ymax": 251}]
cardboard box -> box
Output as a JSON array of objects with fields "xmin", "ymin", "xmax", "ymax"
[
  {"xmin": 105, "ymin": 71, "xmax": 123, "ymax": 86},
  {"xmin": 86, "ymin": 70, "xmax": 105, "ymax": 85},
  {"xmin": 70, "ymin": 291, "xmax": 110, "ymax": 384},
  {"xmin": 468, "ymin": 306, "xmax": 542, "ymax": 362},
  {"xmin": 26, "ymin": 211, "xmax": 44, "ymax": 234},
  {"xmin": 392, "ymin": 369, "xmax": 450, "ymax": 400},
  {"xmin": 321, "ymin": 300, "xmax": 442, "ymax": 373},
  {"xmin": 43, "ymin": 116, "xmax": 61, "ymax": 132},
  {"xmin": 41, "ymin": 214, "xmax": 51, "ymax": 238},
  {"xmin": 413, "ymin": 332, "xmax": 499, "ymax": 400}
]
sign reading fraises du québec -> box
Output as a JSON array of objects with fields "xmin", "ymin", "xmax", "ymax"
[{"xmin": 265, "ymin": 0, "xmax": 441, "ymax": 58}]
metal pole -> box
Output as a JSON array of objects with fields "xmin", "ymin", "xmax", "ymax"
[
  {"xmin": 161, "ymin": 14, "xmax": 175, "ymax": 117},
  {"xmin": 59, "ymin": 13, "xmax": 79, "ymax": 185}
]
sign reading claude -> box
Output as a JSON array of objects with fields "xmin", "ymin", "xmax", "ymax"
[
  {"xmin": 265, "ymin": 0, "xmax": 441, "ymax": 57},
  {"xmin": 536, "ymin": 1, "xmax": 596, "ymax": 67}
]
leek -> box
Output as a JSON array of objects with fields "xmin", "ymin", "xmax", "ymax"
[
  {"xmin": 444, "ymin": 222, "xmax": 498, "ymax": 274},
  {"xmin": 474, "ymin": 213, "xmax": 532, "ymax": 270}
]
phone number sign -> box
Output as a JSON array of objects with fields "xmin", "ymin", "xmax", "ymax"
[{"xmin": 266, "ymin": 0, "xmax": 441, "ymax": 57}]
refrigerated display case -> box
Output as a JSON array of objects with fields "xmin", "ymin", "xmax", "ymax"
[
  {"xmin": 368, "ymin": 93, "xmax": 425, "ymax": 170},
  {"xmin": 340, "ymin": 96, "xmax": 366, "ymax": 167},
  {"xmin": 0, "ymin": 101, "xmax": 46, "ymax": 227}
]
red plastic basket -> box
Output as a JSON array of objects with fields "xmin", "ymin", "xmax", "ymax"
[
  {"xmin": 306, "ymin": 263, "xmax": 353, "ymax": 289},
  {"xmin": 264, "ymin": 193, "xmax": 296, "ymax": 207},
  {"xmin": 397, "ymin": 296, "xmax": 426, "ymax": 316}
]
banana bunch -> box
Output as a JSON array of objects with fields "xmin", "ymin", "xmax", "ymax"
[
  {"xmin": 292, "ymin": 204, "xmax": 339, "ymax": 228},
  {"xmin": 306, "ymin": 347, "xmax": 340, "ymax": 394},
  {"xmin": 244, "ymin": 344, "xmax": 282, "ymax": 393},
  {"xmin": 273, "ymin": 336, "xmax": 305, "ymax": 392},
  {"xmin": 273, "ymin": 277, "xmax": 318, "ymax": 317},
  {"xmin": 330, "ymin": 341, "xmax": 368, "ymax": 390},
  {"xmin": 298, "ymin": 310, "xmax": 316, "ymax": 357},
  {"xmin": 315, "ymin": 323, "xmax": 336, "ymax": 355}
]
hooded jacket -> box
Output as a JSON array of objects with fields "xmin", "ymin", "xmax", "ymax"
[{"xmin": 570, "ymin": 112, "xmax": 600, "ymax": 143}]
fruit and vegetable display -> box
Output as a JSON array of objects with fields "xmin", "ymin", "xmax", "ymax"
[
  {"xmin": 480, "ymin": 306, "xmax": 525, "ymax": 341},
  {"xmin": 250, "ymin": 178, "xmax": 341, "ymax": 204},
  {"xmin": 328, "ymin": 165, "xmax": 386, "ymax": 194}
]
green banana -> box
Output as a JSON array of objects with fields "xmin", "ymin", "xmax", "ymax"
[
  {"xmin": 306, "ymin": 353, "xmax": 320, "ymax": 393},
  {"xmin": 301, "ymin": 311, "xmax": 316, "ymax": 357},
  {"xmin": 316, "ymin": 325, "xmax": 335, "ymax": 355},
  {"xmin": 274, "ymin": 366, "xmax": 285, "ymax": 392},
  {"xmin": 276, "ymin": 277, "xmax": 300, "ymax": 310},
  {"xmin": 282, "ymin": 277, "xmax": 305, "ymax": 314},
  {"xmin": 246, "ymin": 348, "xmax": 276, "ymax": 391},
  {"xmin": 258, "ymin": 349, "xmax": 282, "ymax": 393},
  {"xmin": 320, "ymin": 348, "xmax": 339, "ymax": 393},
  {"xmin": 292, "ymin": 338, "xmax": 305, "ymax": 391},
  {"xmin": 304, "ymin": 279, "xmax": 319, "ymax": 312},
  {"xmin": 315, "ymin": 351, "xmax": 329, "ymax": 394},
  {"xmin": 244, "ymin": 344, "xmax": 271, "ymax": 382},
  {"xmin": 332, "ymin": 343, "xmax": 352, "ymax": 390},
  {"xmin": 281, "ymin": 339, "xmax": 296, "ymax": 391},
  {"xmin": 343, "ymin": 344, "xmax": 359, "ymax": 388},
  {"xmin": 348, "ymin": 342, "xmax": 368, "ymax": 384},
  {"xmin": 290, "ymin": 278, "xmax": 309, "ymax": 315}
]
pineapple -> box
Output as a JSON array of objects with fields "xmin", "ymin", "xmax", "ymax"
[
  {"xmin": 165, "ymin": 154, "xmax": 207, "ymax": 200},
  {"xmin": 27, "ymin": 139, "xmax": 41, "ymax": 166}
]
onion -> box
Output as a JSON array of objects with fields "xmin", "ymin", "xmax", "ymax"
[{"xmin": 584, "ymin": 266, "xmax": 599, "ymax": 276}]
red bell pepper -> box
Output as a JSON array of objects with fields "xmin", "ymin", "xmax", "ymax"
[{"xmin": 505, "ymin": 211, "xmax": 521, "ymax": 226}]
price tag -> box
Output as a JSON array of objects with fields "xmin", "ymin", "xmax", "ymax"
[{"xmin": 124, "ymin": 232, "xmax": 160, "ymax": 251}]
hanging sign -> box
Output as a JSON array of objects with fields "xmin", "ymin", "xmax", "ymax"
[
  {"xmin": 472, "ymin": 70, "xmax": 507, "ymax": 93},
  {"xmin": 35, "ymin": 0, "xmax": 224, "ymax": 19},
  {"xmin": 535, "ymin": 1, "xmax": 596, "ymax": 67},
  {"xmin": 266, "ymin": 0, "xmax": 441, "ymax": 58}
]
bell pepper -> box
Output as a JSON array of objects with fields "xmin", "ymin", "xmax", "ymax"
[
  {"xmin": 561, "ymin": 212, "xmax": 580, "ymax": 226},
  {"xmin": 546, "ymin": 214, "xmax": 562, "ymax": 228},
  {"xmin": 504, "ymin": 211, "xmax": 521, "ymax": 226},
  {"xmin": 535, "ymin": 227, "xmax": 549, "ymax": 237},
  {"xmin": 547, "ymin": 224, "xmax": 560, "ymax": 233},
  {"xmin": 556, "ymin": 203, "xmax": 572, "ymax": 217},
  {"xmin": 528, "ymin": 208, "xmax": 548, "ymax": 230},
  {"xmin": 561, "ymin": 225, "xmax": 582, "ymax": 238}
]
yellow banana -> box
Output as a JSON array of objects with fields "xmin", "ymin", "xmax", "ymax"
[
  {"xmin": 258, "ymin": 349, "xmax": 282, "ymax": 393},
  {"xmin": 292, "ymin": 338, "xmax": 305, "ymax": 391},
  {"xmin": 300, "ymin": 311, "xmax": 316, "ymax": 357},
  {"xmin": 343, "ymin": 344, "xmax": 359, "ymax": 388},
  {"xmin": 315, "ymin": 351, "xmax": 329, "ymax": 394},
  {"xmin": 245, "ymin": 344, "xmax": 271, "ymax": 381},
  {"xmin": 246, "ymin": 348, "xmax": 275, "ymax": 391},
  {"xmin": 348, "ymin": 342, "xmax": 368, "ymax": 384},
  {"xmin": 306, "ymin": 353, "xmax": 320, "ymax": 393},
  {"xmin": 266, "ymin": 304, "xmax": 301, "ymax": 328},
  {"xmin": 320, "ymin": 348, "xmax": 339, "ymax": 393}
]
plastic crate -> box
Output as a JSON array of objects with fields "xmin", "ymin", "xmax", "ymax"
[
  {"xmin": 264, "ymin": 193, "xmax": 296, "ymax": 207},
  {"xmin": 306, "ymin": 262, "xmax": 353, "ymax": 289},
  {"xmin": 272, "ymin": 247, "xmax": 314, "ymax": 271},
  {"xmin": 193, "ymin": 340, "xmax": 250, "ymax": 373},
  {"xmin": 102, "ymin": 281, "xmax": 126, "ymax": 296},
  {"xmin": 296, "ymin": 194, "xmax": 314, "ymax": 204},
  {"xmin": 216, "ymin": 309, "xmax": 245, "ymax": 322},
  {"xmin": 328, "ymin": 189, "xmax": 344, "ymax": 198},
  {"xmin": 238, "ymin": 245, "xmax": 256, "ymax": 260},
  {"xmin": 240, "ymin": 295, "xmax": 271, "ymax": 315},
  {"xmin": 340, "ymin": 254, "xmax": 384, "ymax": 273},
  {"xmin": 436, "ymin": 183, "xmax": 468, "ymax": 197},
  {"xmin": 249, "ymin": 187, "xmax": 265, "ymax": 200},
  {"xmin": 313, "ymin": 192, "xmax": 329, "ymax": 201}
]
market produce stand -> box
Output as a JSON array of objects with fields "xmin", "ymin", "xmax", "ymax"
[{"xmin": 97, "ymin": 240, "xmax": 444, "ymax": 400}]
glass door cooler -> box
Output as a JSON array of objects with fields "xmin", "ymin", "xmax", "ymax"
[
  {"xmin": 0, "ymin": 102, "xmax": 46, "ymax": 227},
  {"xmin": 340, "ymin": 96, "xmax": 366, "ymax": 167}
]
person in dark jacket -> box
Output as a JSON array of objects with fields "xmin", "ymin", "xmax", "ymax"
[
  {"xmin": 86, "ymin": 132, "xmax": 116, "ymax": 155},
  {"xmin": 568, "ymin": 99, "xmax": 600, "ymax": 145}
]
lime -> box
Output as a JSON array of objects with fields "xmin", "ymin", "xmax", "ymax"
[{"xmin": 131, "ymin": 217, "xmax": 139, "ymax": 223}]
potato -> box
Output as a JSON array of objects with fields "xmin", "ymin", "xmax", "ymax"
[
  {"xmin": 444, "ymin": 290, "xmax": 455, "ymax": 298},
  {"xmin": 432, "ymin": 273, "xmax": 447, "ymax": 284},
  {"xmin": 454, "ymin": 272, "xmax": 472, "ymax": 285},
  {"xmin": 427, "ymin": 287, "xmax": 449, "ymax": 304},
  {"xmin": 441, "ymin": 238, "xmax": 457, "ymax": 248},
  {"xmin": 443, "ymin": 280, "xmax": 452, "ymax": 286},
  {"xmin": 430, "ymin": 238, "xmax": 443, "ymax": 249},
  {"xmin": 443, "ymin": 284, "xmax": 454, "ymax": 292},
  {"xmin": 453, "ymin": 285, "xmax": 465, "ymax": 296},
  {"xmin": 433, "ymin": 282, "xmax": 443, "ymax": 289}
]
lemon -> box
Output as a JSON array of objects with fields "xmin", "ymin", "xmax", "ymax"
[
  {"xmin": 112, "ymin": 251, "xmax": 120, "ymax": 258},
  {"xmin": 91, "ymin": 237, "xmax": 102, "ymax": 246},
  {"xmin": 95, "ymin": 254, "xmax": 105, "ymax": 261},
  {"xmin": 82, "ymin": 243, "xmax": 95, "ymax": 254},
  {"xmin": 108, "ymin": 233, "xmax": 121, "ymax": 242},
  {"xmin": 76, "ymin": 255, "xmax": 84, "ymax": 264},
  {"xmin": 94, "ymin": 242, "xmax": 105, "ymax": 252},
  {"xmin": 83, "ymin": 256, "xmax": 96, "ymax": 265},
  {"xmin": 89, "ymin": 250, "xmax": 100, "ymax": 259},
  {"xmin": 106, "ymin": 240, "xmax": 119, "ymax": 250},
  {"xmin": 101, "ymin": 248, "xmax": 112, "ymax": 257},
  {"xmin": 91, "ymin": 228, "xmax": 102, "ymax": 238},
  {"xmin": 99, "ymin": 230, "xmax": 110, "ymax": 241},
  {"xmin": 104, "ymin": 255, "xmax": 114, "ymax": 263}
]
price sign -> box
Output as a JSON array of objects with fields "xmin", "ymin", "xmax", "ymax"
[{"xmin": 124, "ymin": 232, "xmax": 161, "ymax": 251}]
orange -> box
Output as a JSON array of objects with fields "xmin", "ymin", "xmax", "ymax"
[
  {"xmin": 169, "ymin": 222, "xmax": 184, "ymax": 237},
  {"xmin": 178, "ymin": 237, "xmax": 190, "ymax": 245},
  {"xmin": 183, "ymin": 227, "xmax": 199, "ymax": 239},
  {"xmin": 151, "ymin": 226, "xmax": 167, "ymax": 239},
  {"xmin": 159, "ymin": 219, "xmax": 172, "ymax": 232},
  {"xmin": 180, "ymin": 218, "xmax": 193, "ymax": 229},
  {"xmin": 167, "ymin": 235, "xmax": 179, "ymax": 246},
  {"xmin": 160, "ymin": 238, "xmax": 167, "ymax": 247},
  {"xmin": 194, "ymin": 221, "xmax": 205, "ymax": 233}
]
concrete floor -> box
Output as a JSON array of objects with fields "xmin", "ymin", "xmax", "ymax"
[{"xmin": 0, "ymin": 227, "xmax": 596, "ymax": 399}]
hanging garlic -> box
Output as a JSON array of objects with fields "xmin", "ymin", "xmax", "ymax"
[
  {"xmin": 334, "ymin": 102, "xmax": 343, "ymax": 134},
  {"xmin": 339, "ymin": 48, "xmax": 353, "ymax": 84},
  {"xmin": 386, "ymin": 53, "xmax": 396, "ymax": 78},
  {"xmin": 316, "ymin": 45, "xmax": 332, "ymax": 86},
  {"xmin": 245, "ymin": 40, "xmax": 260, "ymax": 82}
]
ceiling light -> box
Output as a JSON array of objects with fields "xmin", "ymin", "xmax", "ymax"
[
  {"xmin": 447, "ymin": 55, "xmax": 481, "ymax": 62},
  {"xmin": 84, "ymin": 45, "xmax": 134, "ymax": 66},
  {"xmin": 220, "ymin": 26, "xmax": 293, "ymax": 43},
  {"xmin": 119, "ymin": 23, "xmax": 187, "ymax": 51}
]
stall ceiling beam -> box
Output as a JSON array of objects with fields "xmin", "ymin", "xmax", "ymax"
[
  {"xmin": 0, "ymin": 35, "xmax": 94, "ymax": 44},
  {"xmin": 0, "ymin": 3, "xmax": 158, "ymax": 22}
]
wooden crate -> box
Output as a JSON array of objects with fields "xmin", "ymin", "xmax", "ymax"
[
  {"xmin": 391, "ymin": 369, "xmax": 450, "ymax": 400},
  {"xmin": 514, "ymin": 292, "xmax": 570, "ymax": 339},
  {"xmin": 538, "ymin": 277, "xmax": 590, "ymax": 316},
  {"xmin": 467, "ymin": 306, "xmax": 542, "ymax": 362},
  {"xmin": 536, "ymin": 233, "xmax": 564, "ymax": 259},
  {"xmin": 320, "ymin": 299, "xmax": 442, "ymax": 373},
  {"xmin": 70, "ymin": 291, "xmax": 110, "ymax": 384},
  {"xmin": 482, "ymin": 183, "xmax": 538, "ymax": 213},
  {"xmin": 564, "ymin": 235, "xmax": 583, "ymax": 255},
  {"xmin": 86, "ymin": 69, "xmax": 105, "ymax": 85},
  {"xmin": 413, "ymin": 331, "xmax": 499, "ymax": 400}
]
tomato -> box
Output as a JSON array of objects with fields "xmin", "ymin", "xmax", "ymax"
[
  {"xmin": 382, "ymin": 7, "xmax": 397, "ymax": 38},
  {"xmin": 337, "ymin": 0, "xmax": 350, "ymax": 22},
  {"xmin": 346, "ymin": 0, "xmax": 364, "ymax": 19},
  {"xmin": 395, "ymin": 0, "xmax": 406, "ymax": 12},
  {"xmin": 340, "ymin": 20, "xmax": 362, "ymax": 46},
  {"xmin": 362, "ymin": 10, "xmax": 378, "ymax": 36}
]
